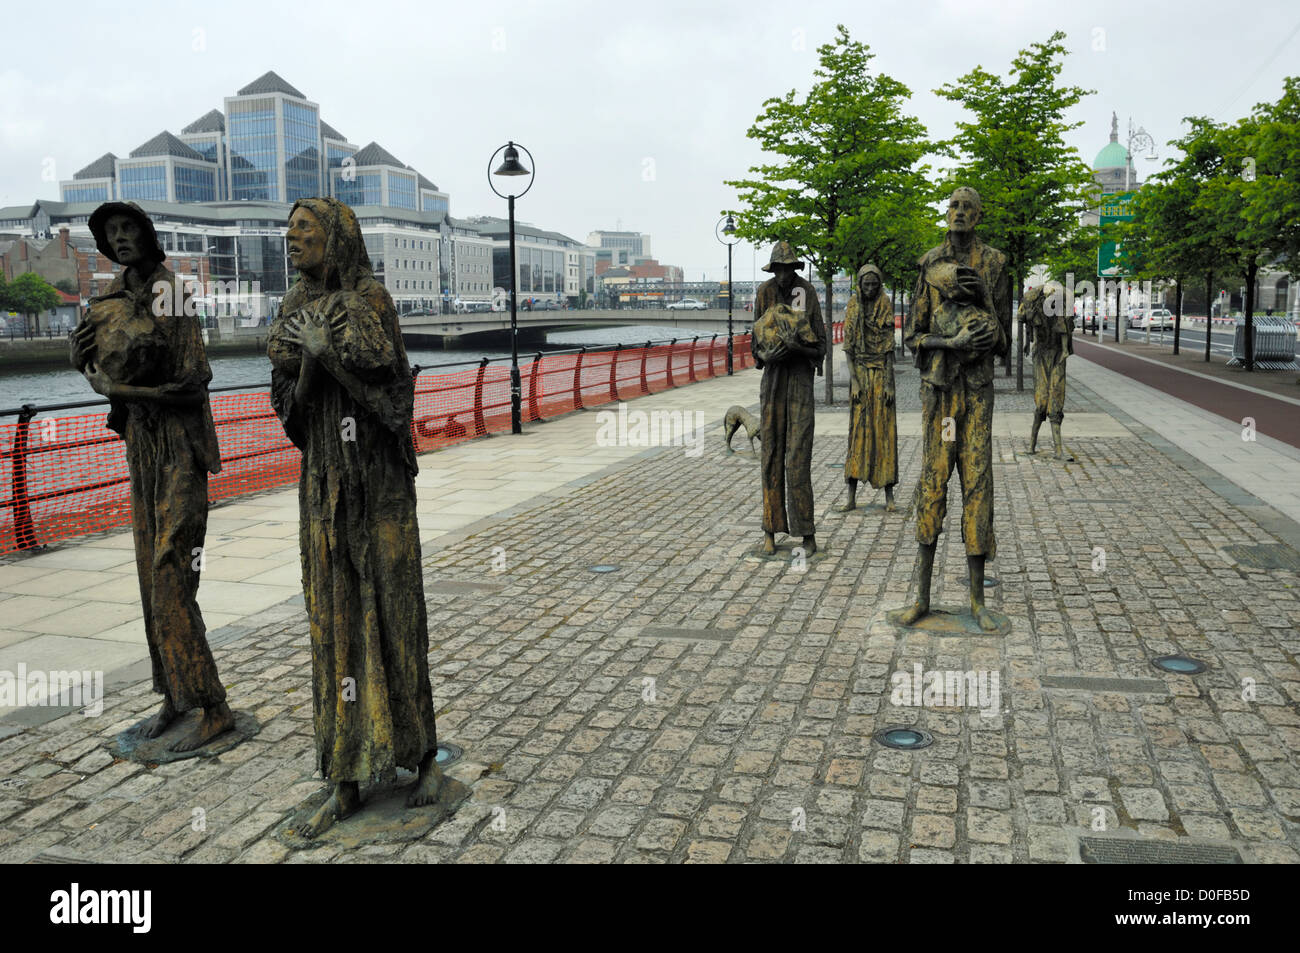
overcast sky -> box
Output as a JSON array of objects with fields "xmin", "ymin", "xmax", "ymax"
[{"xmin": 3, "ymin": 0, "xmax": 1297, "ymax": 281}]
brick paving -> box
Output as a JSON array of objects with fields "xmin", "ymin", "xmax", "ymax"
[{"xmin": 0, "ymin": 366, "xmax": 1298, "ymax": 864}]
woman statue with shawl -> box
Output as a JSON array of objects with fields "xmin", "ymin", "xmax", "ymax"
[
  {"xmin": 268, "ymin": 198, "xmax": 449, "ymax": 837},
  {"xmin": 840, "ymin": 263, "xmax": 898, "ymax": 511}
]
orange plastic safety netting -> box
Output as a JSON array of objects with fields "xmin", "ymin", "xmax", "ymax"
[{"xmin": 0, "ymin": 333, "xmax": 762, "ymax": 554}]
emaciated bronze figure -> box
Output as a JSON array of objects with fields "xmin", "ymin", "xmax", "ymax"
[
  {"xmin": 897, "ymin": 187, "xmax": 1010, "ymax": 632},
  {"xmin": 1020, "ymin": 282, "xmax": 1072, "ymax": 458},
  {"xmin": 840, "ymin": 263, "xmax": 898, "ymax": 512},
  {"xmin": 71, "ymin": 201, "xmax": 233, "ymax": 751},
  {"xmin": 268, "ymin": 198, "xmax": 453, "ymax": 837},
  {"xmin": 750, "ymin": 241, "xmax": 827, "ymax": 556}
]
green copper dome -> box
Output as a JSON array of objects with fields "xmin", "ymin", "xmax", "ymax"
[{"xmin": 1094, "ymin": 140, "xmax": 1128, "ymax": 170}]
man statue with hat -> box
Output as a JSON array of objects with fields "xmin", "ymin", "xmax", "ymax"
[
  {"xmin": 69, "ymin": 201, "xmax": 233, "ymax": 752},
  {"xmin": 897, "ymin": 187, "xmax": 1011, "ymax": 632},
  {"xmin": 750, "ymin": 241, "xmax": 827, "ymax": 556}
]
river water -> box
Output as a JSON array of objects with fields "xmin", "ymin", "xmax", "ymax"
[{"xmin": 0, "ymin": 324, "xmax": 721, "ymax": 417}]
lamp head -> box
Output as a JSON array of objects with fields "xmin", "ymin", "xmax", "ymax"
[
  {"xmin": 723, "ymin": 214, "xmax": 736, "ymax": 235},
  {"xmin": 494, "ymin": 142, "xmax": 530, "ymax": 177}
]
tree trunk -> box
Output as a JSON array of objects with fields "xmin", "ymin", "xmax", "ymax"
[
  {"xmin": 1205, "ymin": 272, "xmax": 1213, "ymax": 362},
  {"xmin": 1173, "ymin": 275, "xmax": 1182, "ymax": 355},
  {"xmin": 823, "ymin": 275, "xmax": 834, "ymax": 404},
  {"xmin": 1244, "ymin": 260, "xmax": 1257, "ymax": 372},
  {"xmin": 1014, "ymin": 267, "xmax": 1024, "ymax": 392}
]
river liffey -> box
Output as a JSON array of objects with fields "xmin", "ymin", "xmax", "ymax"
[{"xmin": 0, "ymin": 324, "xmax": 720, "ymax": 417}]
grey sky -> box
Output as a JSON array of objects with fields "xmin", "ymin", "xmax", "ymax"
[{"xmin": 2, "ymin": 0, "xmax": 1297, "ymax": 282}]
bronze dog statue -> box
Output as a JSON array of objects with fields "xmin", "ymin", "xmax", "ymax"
[{"xmin": 724, "ymin": 405, "xmax": 761, "ymax": 453}]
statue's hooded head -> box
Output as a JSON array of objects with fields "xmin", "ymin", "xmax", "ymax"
[
  {"xmin": 287, "ymin": 197, "xmax": 373, "ymax": 291},
  {"xmin": 857, "ymin": 262, "xmax": 884, "ymax": 301}
]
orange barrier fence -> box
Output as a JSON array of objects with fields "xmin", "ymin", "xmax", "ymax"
[{"xmin": 0, "ymin": 329, "xmax": 786, "ymax": 554}]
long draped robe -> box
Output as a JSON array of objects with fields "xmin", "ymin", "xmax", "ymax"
[
  {"xmin": 843, "ymin": 271, "xmax": 898, "ymax": 490},
  {"xmin": 267, "ymin": 198, "xmax": 436, "ymax": 783},
  {"xmin": 749, "ymin": 274, "xmax": 826, "ymax": 537}
]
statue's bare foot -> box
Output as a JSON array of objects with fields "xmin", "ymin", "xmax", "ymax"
[
  {"xmin": 837, "ymin": 499, "xmax": 857, "ymax": 512},
  {"xmin": 407, "ymin": 753, "xmax": 446, "ymax": 808},
  {"xmin": 885, "ymin": 488, "xmax": 896, "ymax": 511},
  {"xmin": 142, "ymin": 698, "xmax": 178, "ymax": 739},
  {"xmin": 802, "ymin": 535, "xmax": 817, "ymax": 556},
  {"xmin": 974, "ymin": 605, "xmax": 1000, "ymax": 632},
  {"xmin": 895, "ymin": 601, "xmax": 930, "ymax": 626},
  {"xmin": 761, "ymin": 533, "xmax": 776, "ymax": 555},
  {"xmin": 299, "ymin": 782, "xmax": 361, "ymax": 840},
  {"xmin": 1053, "ymin": 448, "xmax": 1064, "ymax": 460},
  {"xmin": 168, "ymin": 702, "xmax": 234, "ymax": 752}
]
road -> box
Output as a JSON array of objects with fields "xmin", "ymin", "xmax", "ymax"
[{"xmin": 1072, "ymin": 334, "xmax": 1300, "ymax": 449}]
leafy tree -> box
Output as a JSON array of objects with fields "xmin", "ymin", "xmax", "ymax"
[
  {"xmin": 1209, "ymin": 79, "xmax": 1300, "ymax": 369},
  {"xmin": 933, "ymin": 30, "xmax": 1096, "ymax": 388},
  {"xmin": 725, "ymin": 24, "xmax": 933, "ymax": 401},
  {"xmin": 1117, "ymin": 120, "xmax": 1231, "ymax": 357},
  {"xmin": 0, "ymin": 272, "xmax": 61, "ymax": 335}
]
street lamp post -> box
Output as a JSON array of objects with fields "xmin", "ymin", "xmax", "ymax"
[
  {"xmin": 488, "ymin": 141, "xmax": 535, "ymax": 435},
  {"xmin": 1120, "ymin": 118, "xmax": 1156, "ymax": 345},
  {"xmin": 716, "ymin": 214, "xmax": 740, "ymax": 375}
]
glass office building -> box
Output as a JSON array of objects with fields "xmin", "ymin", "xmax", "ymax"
[
  {"xmin": 225, "ymin": 73, "xmax": 322, "ymax": 203},
  {"xmin": 120, "ymin": 162, "xmax": 168, "ymax": 202},
  {"xmin": 58, "ymin": 72, "xmax": 444, "ymax": 221}
]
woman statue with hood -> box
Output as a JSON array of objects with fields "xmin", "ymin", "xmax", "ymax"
[
  {"xmin": 268, "ymin": 197, "xmax": 452, "ymax": 837},
  {"xmin": 840, "ymin": 263, "xmax": 898, "ymax": 511},
  {"xmin": 69, "ymin": 201, "xmax": 232, "ymax": 752}
]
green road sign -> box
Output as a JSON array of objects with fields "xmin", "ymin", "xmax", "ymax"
[{"xmin": 1098, "ymin": 190, "xmax": 1134, "ymax": 278}]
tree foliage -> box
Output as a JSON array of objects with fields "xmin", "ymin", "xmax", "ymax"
[
  {"xmin": 724, "ymin": 23, "xmax": 933, "ymax": 396},
  {"xmin": 932, "ymin": 30, "xmax": 1097, "ymax": 295}
]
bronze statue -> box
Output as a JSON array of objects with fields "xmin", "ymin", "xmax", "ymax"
[
  {"xmin": 750, "ymin": 241, "xmax": 827, "ymax": 556},
  {"xmin": 723, "ymin": 405, "xmax": 760, "ymax": 452},
  {"xmin": 268, "ymin": 198, "xmax": 451, "ymax": 837},
  {"xmin": 897, "ymin": 187, "xmax": 1010, "ymax": 632},
  {"xmin": 70, "ymin": 201, "xmax": 233, "ymax": 752},
  {"xmin": 840, "ymin": 263, "xmax": 898, "ymax": 511},
  {"xmin": 1020, "ymin": 283, "xmax": 1072, "ymax": 458}
]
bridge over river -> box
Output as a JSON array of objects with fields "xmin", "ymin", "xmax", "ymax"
[{"xmin": 398, "ymin": 307, "xmax": 763, "ymax": 346}]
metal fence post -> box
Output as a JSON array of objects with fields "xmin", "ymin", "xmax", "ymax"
[
  {"xmin": 13, "ymin": 404, "xmax": 38, "ymax": 550},
  {"xmin": 472, "ymin": 357, "xmax": 488, "ymax": 436},
  {"xmin": 527, "ymin": 352, "xmax": 543, "ymax": 422},
  {"xmin": 639, "ymin": 340, "xmax": 651, "ymax": 395},
  {"xmin": 688, "ymin": 336, "xmax": 699, "ymax": 383},
  {"xmin": 573, "ymin": 347, "xmax": 586, "ymax": 410},
  {"xmin": 666, "ymin": 338, "xmax": 676, "ymax": 388},
  {"xmin": 608, "ymin": 343, "xmax": 621, "ymax": 402}
]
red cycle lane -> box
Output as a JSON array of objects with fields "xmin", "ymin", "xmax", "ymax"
[{"xmin": 1072, "ymin": 336, "xmax": 1300, "ymax": 451}]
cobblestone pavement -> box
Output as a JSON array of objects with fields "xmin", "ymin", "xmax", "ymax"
[{"xmin": 0, "ymin": 371, "xmax": 1297, "ymax": 864}]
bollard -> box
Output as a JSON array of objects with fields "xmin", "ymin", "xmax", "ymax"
[
  {"xmin": 472, "ymin": 357, "xmax": 488, "ymax": 436},
  {"xmin": 527, "ymin": 352, "xmax": 543, "ymax": 422},
  {"xmin": 12, "ymin": 404, "xmax": 38, "ymax": 550},
  {"xmin": 608, "ymin": 344, "xmax": 622, "ymax": 402},
  {"xmin": 573, "ymin": 347, "xmax": 586, "ymax": 410},
  {"xmin": 639, "ymin": 341, "xmax": 651, "ymax": 395}
]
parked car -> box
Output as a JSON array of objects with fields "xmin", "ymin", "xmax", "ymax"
[
  {"xmin": 1135, "ymin": 308, "xmax": 1174, "ymax": 330},
  {"xmin": 667, "ymin": 297, "xmax": 707, "ymax": 311}
]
